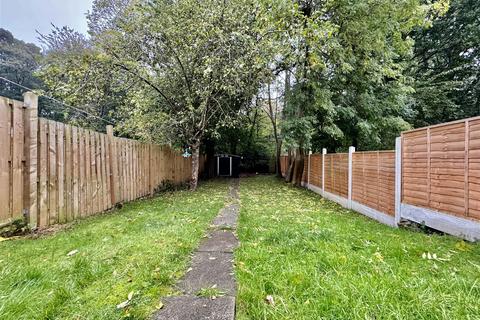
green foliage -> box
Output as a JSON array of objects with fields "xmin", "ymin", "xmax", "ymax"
[
  {"xmin": 0, "ymin": 28, "xmax": 42, "ymax": 100},
  {"xmin": 410, "ymin": 0, "xmax": 480, "ymax": 127},
  {"xmin": 236, "ymin": 176, "xmax": 480, "ymax": 319},
  {"xmin": 277, "ymin": 0, "xmax": 444, "ymax": 152},
  {"xmin": 215, "ymin": 106, "xmax": 276, "ymax": 172},
  {"xmin": 0, "ymin": 179, "xmax": 228, "ymax": 319},
  {"xmin": 95, "ymin": 0, "xmax": 274, "ymax": 146},
  {"xmin": 37, "ymin": 25, "xmax": 129, "ymax": 131}
]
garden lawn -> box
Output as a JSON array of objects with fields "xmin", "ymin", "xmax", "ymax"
[
  {"xmin": 0, "ymin": 180, "xmax": 228, "ymax": 320},
  {"xmin": 236, "ymin": 176, "xmax": 480, "ymax": 320}
]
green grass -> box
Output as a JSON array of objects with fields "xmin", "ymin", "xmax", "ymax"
[
  {"xmin": 0, "ymin": 179, "xmax": 228, "ymax": 320},
  {"xmin": 235, "ymin": 176, "xmax": 480, "ymax": 320}
]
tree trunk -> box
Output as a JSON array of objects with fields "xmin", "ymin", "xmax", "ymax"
[
  {"xmin": 291, "ymin": 147, "xmax": 305, "ymax": 187},
  {"xmin": 190, "ymin": 141, "xmax": 201, "ymax": 190},
  {"xmin": 285, "ymin": 149, "xmax": 294, "ymax": 182},
  {"xmin": 275, "ymin": 140, "xmax": 283, "ymax": 178}
]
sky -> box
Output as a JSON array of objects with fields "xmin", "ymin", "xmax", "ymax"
[{"xmin": 0, "ymin": 0, "xmax": 94, "ymax": 47}]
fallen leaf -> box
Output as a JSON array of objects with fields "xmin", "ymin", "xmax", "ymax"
[
  {"xmin": 67, "ymin": 249, "xmax": 79, "ymax": 257},
  {"xmin": 117, "ymin": 291, "xmax": 135, "ymax": 309},
  {"xmin": 116, "ymin": 300, "xmax": 130, "ymax": 309},
  {"xmin": 265, "ymin": 295, "xmax": 275, "ymax": 306}
]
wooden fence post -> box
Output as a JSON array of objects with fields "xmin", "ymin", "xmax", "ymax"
[
  {"xmin": 23, "ymin": 92, "xmax": 38, "ymax": 229},
  {"xmin": 306, "ymin": 150, "xmax": 312, "ymax": 189},
  {"xmin": 395, "ymin": 137, "xmax": 402, "ymax": 225},
  {"xmin": 348, "ymin": 146, "xmax": 355, "ymax": 209},
  {"xmin": 322, "ymin": 148, "xmax": 326, "ymax": 196},
  {"xmin": 106, "ymin": 125, "xmax": 118, "ymax": 206}
]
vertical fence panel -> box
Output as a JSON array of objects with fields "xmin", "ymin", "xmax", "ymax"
[
  {"xmin": 0, "ymin": 98, "xmax": 11, "ymax": 224},
  {"xmin": 72, "ymin": 127, "xmax": 79, "ymax": 220},
  {"xmin": 85, "ymin": 131, "xmax": 92, "ymax": 216},
  {"xmin": 38, "ymin": 119, "xmax": 48, "ymax": 227},
  {"xmin": 64, "ymin": 125, "xmax": 72, "ymax": 222},
  {"xmin": 48, "ymin": 121, "xmax": 57, "ymax": 225},
  {"xmin": 23, "ymin": 93, "xmax": 38, "ymax": 227},
  {"xmin": 469, "ymin": 119, "xmax": 480, "ymax": 220},
  {"xmin": 57, "ymin": 123, "xmax": 65, "ymax": 223},
  {"xmin": 79, "ymin": 129, "xmax": 86, "ymax": 217},
  {"xmin": 11, "ymin": 101, "xmax": 24, "ymax": 220}
]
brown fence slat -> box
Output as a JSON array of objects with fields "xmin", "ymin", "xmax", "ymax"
[
  {"xmin": 38, "ymin": 119, "xmax": 48, "ymax": 227},
  {"xmin": 11, "ymin": 101, "xmax": 24, "ymax": 220},
  {"xmin": 0, "ymin": 98, "xmax": 11, "ymax": 224},
  {"xmin": 57, "ymin": 122, "xmax": 65, "ymax": 223}
]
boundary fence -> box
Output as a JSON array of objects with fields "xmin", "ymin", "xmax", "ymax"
[
  {"xmin": 0, "ymin": 93, "xmax": 203, "ymax": 229},
  {"xmin": 281, "ymin": 118, "xmax": 480, "ymax": 241}
]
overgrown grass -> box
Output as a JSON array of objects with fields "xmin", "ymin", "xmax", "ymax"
[
  {"xmin": 235, "ymin": 176, "xmax": 480, "ymax": 319},
  {"xmin": 0, "ymin": 180, "xmax": 228, "ymax": 320}
]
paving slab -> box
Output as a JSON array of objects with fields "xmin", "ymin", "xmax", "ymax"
[
  {"xmin": 212, "ymin": 204, "xmax": 239, "ymax": 228},
  {"xmin": 198, "ymin": 230, "xmax": 239, "ymax": 253},
  {"xmin": 153, "ymin": 296, "xmax": 235, "ymax": 320},
  {"xmin": 178, "ymin": 252, "xmax": 236, "ymax": 296}
]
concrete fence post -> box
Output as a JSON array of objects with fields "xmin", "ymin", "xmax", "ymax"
[
  {"xmin": 395, "ymin": 137, "xmax": 402, "ymax": 225},
  {"xmin": 23, "ymin": 92, "xmax": 38, "ymax": 229},
  {"xmin": 322, "ymin": 148, "xmax": 327, "ymax": 196},
  {"xmin": 348, "ymin": 146, "xmax": 355, "ymax": 209}
]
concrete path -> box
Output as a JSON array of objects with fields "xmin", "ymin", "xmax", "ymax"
[{"xmin": 153, "ymin": 179, "xmax": 240, "ymax": 320}]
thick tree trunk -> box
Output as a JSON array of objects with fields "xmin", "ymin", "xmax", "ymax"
[
  {"xmin": 291, "ymin": 148, "xmax": 305, "ymax": 187},
  {"xmin": 190, "ymin": 141, "xmax": 201, "ymax": 190}
]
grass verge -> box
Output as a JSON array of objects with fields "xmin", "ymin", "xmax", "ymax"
[
  {"xmin": 235, "ymin": 176, "xmax": 480, "ymax": 319},
  {"xmin": 0, "ymin": 179, "xmax": 228, "ymax": 320}
]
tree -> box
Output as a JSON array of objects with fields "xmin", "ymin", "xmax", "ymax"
[
  {"xmin": 273, "ymin": 0, "xmax": 446, "ymax": 185},
  {"xmin": 98, "ymin": 0, "xmax": 274, "ymax": 189},
  {"xmin": 410, "ymin": 0, "xmax": 479, "ymax": 127},
  {"xmin": 0, "ymin": 28, "xmax": 42, "ymax": 100},
  {"xmin": 37, "ymin": 25, "xmax": 130, "ymax": 130}
]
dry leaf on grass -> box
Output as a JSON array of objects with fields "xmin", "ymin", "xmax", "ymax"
[
  {"xmin": 116, "ymin": 291, "xmax": 135, "ymax": 309},
  {"xmin": 265, "ymin": 295, "xmax": 275, "ymax": 306},
  {"xmin": 67, "ymin": 249, "xmax": 79, "ymax": 257}
]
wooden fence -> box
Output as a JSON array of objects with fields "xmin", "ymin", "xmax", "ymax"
[
  {"xmin": 402, "ymin": 119, "xmax": 480, "ymax": 221},
  {"xmin": 0, "ymin": 94, "xmax": 203, "ymax": 229},
  {"xmin": 281, "ymin": 119, "xmax": 480, "ymax": 241},
  {"xmin": 352, "ymin": 151, "xmax": 395, "ymax": 216}
]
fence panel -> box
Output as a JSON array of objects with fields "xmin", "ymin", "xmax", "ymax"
[
  {"xmin": 302, "ymin": 156, "xmax": 309, "ymax": 183},
  {"xmin": 309, "ymin": 154, "xmax": 322, "ymax": 188},
  {"xmin": 324, "ymin": 153, "xmax": 348, "ymax": 198},
  {"xmin": 0, "ymin": 98, "xmax": 23, "ymax": 226},
  {"xmin": 352, "ymin": 151, "xmax": 395, "ymax": 216},
  {"xmin": 402, "ymin": 119, "xmax": 480, "ymax": 221}
]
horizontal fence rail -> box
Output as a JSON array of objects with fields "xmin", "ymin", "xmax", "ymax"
[{"xmin": 0, "ymin": 94, "xmax": 203, "ymax": 229}]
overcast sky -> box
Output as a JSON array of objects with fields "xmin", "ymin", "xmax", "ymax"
[{"xmin": 0, "ymin": 0, "xmax": 94, "ymax": 47}]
